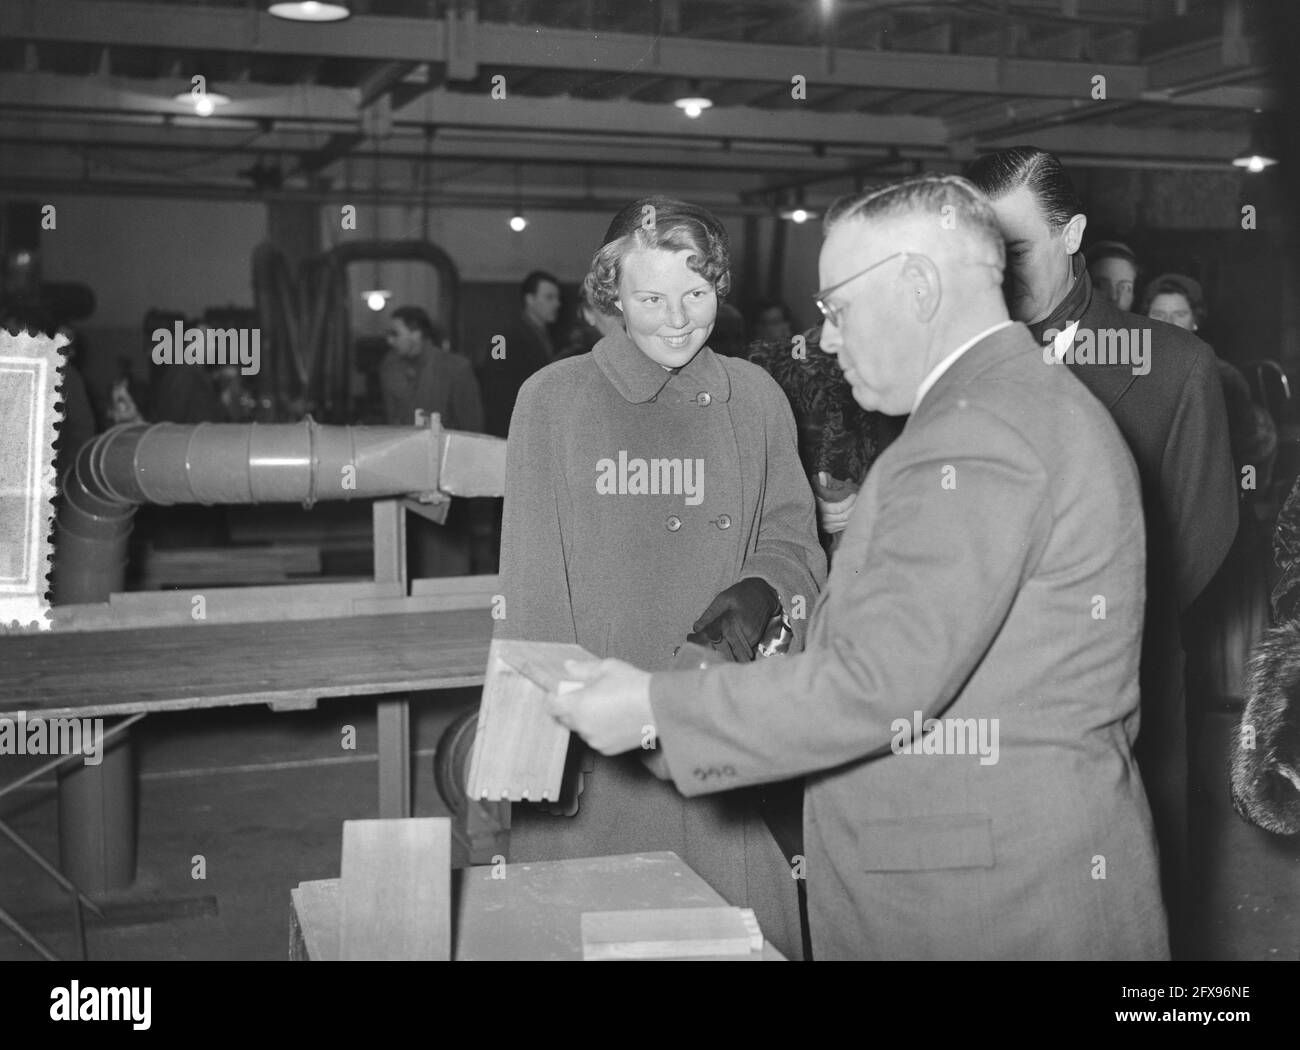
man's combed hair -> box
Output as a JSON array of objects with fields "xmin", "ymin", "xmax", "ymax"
[
  {"xmin": 521, "ymin": 270, "xmax": 560, "ymax": 300},
  {"xmin": 390, "ymin": 305, "xmax": 445, "ymax": 346},
  {"xmin": 583, "ymin": 196, "xmax": 731, "ymax": 316},
  {"xmin": 823, "ymin": 174, "xmax": 1005, "ymax": 267},
  {"xmin": 962, "ymin": 146, "xmax": 1084, "ymax": 230}
]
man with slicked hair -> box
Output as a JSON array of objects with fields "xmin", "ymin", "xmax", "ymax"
[
  {"xmin": 965, "ymin": 146, "xmax": 1236, "ymax": 957},
  {"xmin": 546, "ymin": 175, "xmax": 1168, "ymax": 961}
]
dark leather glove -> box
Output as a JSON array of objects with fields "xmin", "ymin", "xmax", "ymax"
[{"xmin": 689, "ymin": 577, "xmax": 781, "ymax": 663}]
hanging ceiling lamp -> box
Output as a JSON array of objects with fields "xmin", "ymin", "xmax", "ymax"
[{"xmin": 268, "ymin": 2, "xmax": 351, "ymax": 22}]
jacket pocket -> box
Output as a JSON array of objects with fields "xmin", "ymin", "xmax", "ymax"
[{"xmin": 858, "ymin": 814, "xmax": 995, "ymax": 871}]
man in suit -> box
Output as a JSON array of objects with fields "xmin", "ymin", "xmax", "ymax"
[
  {"xmin": 964, "ymin": 148, "xmax": 1237, "ymax": 956},
  {"xmin": 479, "ymin": 270, "xmax": 560, "ymax": 438},
  {"xmin": 546, "ymin": 175, "xmax": 1169, "ymax": 960}
]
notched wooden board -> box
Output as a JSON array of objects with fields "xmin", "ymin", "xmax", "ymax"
[
  {"xmin": 465, "ymin": 638, "xmax": 595, "ymax": 803},
  {"xmin": 580, "ymin": 906, "xmax": 764, "ymax": 961}
]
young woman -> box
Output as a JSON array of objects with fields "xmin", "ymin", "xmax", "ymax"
[{"xmin": 496, "ymin": 197, "xmax": 826, "ymax": 958}]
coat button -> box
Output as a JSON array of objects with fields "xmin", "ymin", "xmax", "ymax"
[
  {"xmin": 666, "ymin": 515, "xmax": 683, "ymax": 532},
  {"xmin": 713, "ymin": 514, "xmax": 731, "ymax": 529},
  {"xmin": 696, "ymin": 391, "xmax": 712, "ymax": 406}
]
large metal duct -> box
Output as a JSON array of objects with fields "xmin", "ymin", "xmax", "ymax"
[
  {"xmin": 49, "ymin": 416, "xmax": 504, "ymax": 895},
  {"xmin": 53, "ymin": 417, "xmax": 504, "ymax": 603}
]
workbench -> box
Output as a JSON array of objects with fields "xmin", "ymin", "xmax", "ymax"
[
  {"xmin": 289, "ymin": 851, "xmax": 786, "ymax": 961},
  {"xmin": 0, "ymin": 567, "xmax": 499, "ymax": 903}
]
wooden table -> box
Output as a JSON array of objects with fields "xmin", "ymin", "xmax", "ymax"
[
  {"xmin": 289, "ymin": 851, "xmax": 785, "ymax": 961},
  {"xmin": 0, "ymin": 607, "xmax": 493, "ymax": 720},
  {"xmin": 0, "ymin": 604, "xmax": 496, "ymax": 907}
]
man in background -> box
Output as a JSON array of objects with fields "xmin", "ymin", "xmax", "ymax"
[
  {"xmin": 381, "ymin": 304, "xmax": 484, "ymax": 577},
  {"xmin": 480, "ymin": 270, "xmax": 560, "ymax": 438},
  {"xmin": 1086, "ymin": 240, "xmax": 1140, "ymax": 312},
  {"xmin": 965, "ymin": 147, "xmax": 1237, "ymax": 957}
]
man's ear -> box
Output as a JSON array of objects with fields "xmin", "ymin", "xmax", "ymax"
[
  {"xmin": 903, "ymin": 254, "xmax": 942, "ymax": 322},
  {"xmin": 1062, "ymin": 213, "xmax": 1087, "ymax": 256}
]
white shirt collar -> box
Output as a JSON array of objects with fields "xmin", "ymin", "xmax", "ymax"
[
  {"xmin": 1052, "ymin": 320, "xmax": 1081, "ymax": 363},
  {"xmin": 911, "ymin": 320, "xmax": 1015, "ymax": 413}
]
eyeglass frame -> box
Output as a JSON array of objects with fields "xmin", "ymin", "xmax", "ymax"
[{"xmin": 814, "ymin": 251, "xmax": 907, "ymax": 328}]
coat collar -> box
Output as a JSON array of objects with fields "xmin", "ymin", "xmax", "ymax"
[{"xmin": 593, "ymin": 327, "xmax": 733, "ymax": 404}]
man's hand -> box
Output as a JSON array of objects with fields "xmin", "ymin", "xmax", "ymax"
[
  {"xmin": 691, "ymin": 577, "xmax": 780, "ymax": 663},
  {"xmin": 814, "ymin": 471, "xmax": 859, "ymax": 535},
  {"xmin": 548, "ymin": 658, "xmax": 655, "ymax": 756}
]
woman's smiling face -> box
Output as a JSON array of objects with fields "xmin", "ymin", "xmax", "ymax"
[{"xmin": 617, "ymin": 247, "xmax": 718, "ymax": 368}]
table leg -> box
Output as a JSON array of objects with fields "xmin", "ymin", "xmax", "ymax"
[
  {"xmin": 377, "ymin": 697, "xmax": 411, "ymax": 818},
  {"xmin": 57, "ymin": 728, "xmax": 136, "ymax": 895}
]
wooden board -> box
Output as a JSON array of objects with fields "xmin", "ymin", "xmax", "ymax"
[
  {"xmin": 580, "ymin": 907, "xmax": 763, "ymax": 961},
  {"xmin": 465, "ymin": 638, "xmax": 594, "ymax": 804},
  {"xmin": 0, "ymin": 607, "xmax": 493, "ymax": 720},
  {"xmin": 339, "ymin": 818, "xmax": 451, "ymax": 961},
  {"xmin": 291, "ymin": 852, "xmax": 786, "ymax": 962}
]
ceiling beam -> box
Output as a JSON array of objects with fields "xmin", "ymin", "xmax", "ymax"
[
  {"xmin": 0, "ymin": 0, "xmax": 1165, "ymax": 103},
  {"xmin": 0, "ymin": 72, "xmax": 950, "ymax": 149}
]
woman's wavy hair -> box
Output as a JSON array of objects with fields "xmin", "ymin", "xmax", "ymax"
[{"xmin": 583, "ymin": 196, "xmax": 731, "ymax": 315}]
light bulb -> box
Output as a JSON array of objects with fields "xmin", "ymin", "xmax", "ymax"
[
  {"xmin": 790, "ymin": 209, "xmax": 809, "ymax": 224},
  {"xmin": 195, "ymin": 96, "xmax": 215, "ymax": 117},
  {"xmin": 365, "ymin": 291, "xmax": 389, "ymax": 311},
  {"xmin": 509, "ymin": 214, "xmax": 528, "ymax": 232}
]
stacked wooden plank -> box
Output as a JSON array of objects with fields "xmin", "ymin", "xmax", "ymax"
[{"xmin": 465, "ymin": 639, "xmax": 595, "ymax": 804}]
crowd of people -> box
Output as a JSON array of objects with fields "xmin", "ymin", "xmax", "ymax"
[
  {"xmin": 483, "ymin": 146, "xmax": 1294, "ymax": 962},
  {"xmin": 7, "ymin": 142, "xmax": 1292, "ymax": 961}
]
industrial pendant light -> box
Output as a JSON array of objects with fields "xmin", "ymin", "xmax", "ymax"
[
  {"xmin": 509, "ymin": 166, "xmax": 528, "ymax": 232},
  {"xmin": 361, "ymin": 140, "xmax": 390, "ymax": 311},
  {"xmin": 673, "ymin": 79, "xmax": 713, "ymax": 119},
  {"xmin": 1233, "ymin": 110, "xmax": 1279, "ymax": 173},
  {"xmin": 268, "ymin": 1, "xmax": 351, "ymax": 22}
]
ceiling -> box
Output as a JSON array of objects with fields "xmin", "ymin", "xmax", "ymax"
[{"xmin": 0, "ymin": 0, "xmax": 1277, "ymax": 216}]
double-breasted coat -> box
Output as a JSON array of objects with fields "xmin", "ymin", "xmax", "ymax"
[{"xmin": 496, "ymin": 326, "xmax": 827, "ymax": 958}]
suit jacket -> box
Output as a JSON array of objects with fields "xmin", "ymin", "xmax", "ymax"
[
  {"xmin": 649, "ymin": 323, "xmax": 1169, "ymax": 960},
  {"xmin": 379, "ymin": 346, "xmax": 484, "ymax": 432},
  {"xmin": 479, "ymin": 314, "xmax": 553, "ymax": 438},
  {"xmin": 1068, "ymin": 288, "xmax": 1237, "ymax": 616},
  {"xmin": 1059, "ymin": 280, "xmax": 1237, "ymax": 941}
]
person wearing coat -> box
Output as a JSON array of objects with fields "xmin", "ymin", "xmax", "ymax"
[
  {"xmin": 496, "ymin": 197, "xmax": 827, "ymax": 960},
  {"xmin": 549, "ymin": 176, "xmax": 1169, "ymax": 961},
  {"xmin": 964, "ymin": 148, "xmax": 1237, "ymax": 958},
  {"xmin": 380, "ymin": 305, "xmax": 484, "ymax": 576}
]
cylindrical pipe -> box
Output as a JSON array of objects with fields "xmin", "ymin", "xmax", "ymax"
[
  {"xmin": 48, "ymin": 416, "xmax": 503, "ymax": 896},
  {"xmin": 52, "ymin": 418, "xmax": 500, "ymax": 604}
]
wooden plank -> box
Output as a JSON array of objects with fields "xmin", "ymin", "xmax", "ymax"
[
  {"xmin": 580, "ymin": 907, "xmax": 763, "ymax": 961},
  {"xmin": 289, "ymin": 852, "xmax": 787, "ymax": 961},
  {"xmin": 339, "ymin": 818, "xmax": 450, "ymax": 961},
  {"xmin": 409, "ymin": 574, "xmax": 501, "ymax": 597},
  {"xmin": 107, "ymin": 580, "xmax": 399, "ymax": 606},
  {"xmin": 372, "ymin": 499, "xmax": 406, "ymax": 590},
  {"xmin": 465, "ymin": 639, "xmax": 592, "ymax": 804},
  {"xmin": 53, "ymin": 581, "xmax": 405, "ymax": 632},
  {"xmin": 0, "ymin": 608, "xmax": 494, "ymax": 720},
  {"xmin": 376, "ymin": 699, "xmax": 411, "ymax": 817}
]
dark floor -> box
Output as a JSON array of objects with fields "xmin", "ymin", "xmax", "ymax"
[
  {"xmin": 1, "ymin": 691, "xmax": 1297, "ymax": 961},
  {"xmin": 0, "ymin": 690, "xmax": 476, "ymax": 961}
]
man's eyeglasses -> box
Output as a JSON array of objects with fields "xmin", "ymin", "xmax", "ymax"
[{"xmin": 814, "ymin": 252, "xmax": 905, "ymax": 328}]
